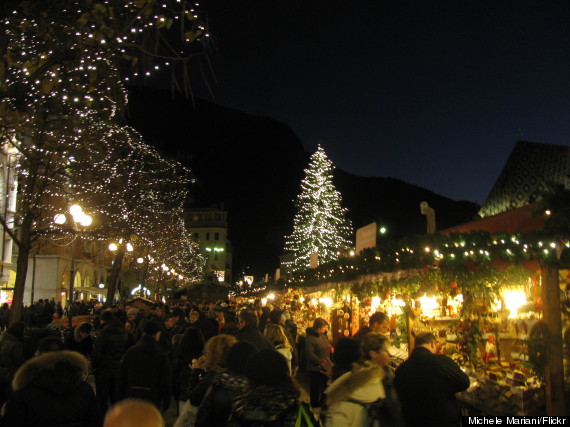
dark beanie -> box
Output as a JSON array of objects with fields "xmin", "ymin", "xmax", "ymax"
[
  {"xmin": 269, "ymin": 309, "xmax": 282, "ymax": 324},
  {"xmin": 226, "ymin": 341, "xmax": 257, "ymax": 374},
  {"xmin": 143, "ymin": 320, "xmax": 162, "ymax": 335},
  {"xmin": 333, "ymin": 338, "xmax": 360, "ymax": 366},
  {"xmin": 100, "ymin": 310, "xmax": 114, "ymax": 322},
  {"xmin": 245, "ymin": 349, "xmax": 289, "ymax": 386}
]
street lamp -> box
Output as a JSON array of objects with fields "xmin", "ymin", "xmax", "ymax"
[{"xmin": 54, "ymin": 204, "xmax": 92, "ymax": 327}]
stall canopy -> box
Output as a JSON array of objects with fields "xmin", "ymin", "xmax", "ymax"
[{"xmin": 440, "ymin": 202, "xmax": 546, "ymax": 235}]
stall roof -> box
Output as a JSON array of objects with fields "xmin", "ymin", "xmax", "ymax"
[{"xmin": 439, "ymin": 201, "xmax": 547, "ymax": 235}]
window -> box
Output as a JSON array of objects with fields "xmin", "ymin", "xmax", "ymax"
[
  {"xmin": 214, "ymin": 232, "xmax": 220, "ymax": 241},
  {"xmin": 206, "ymin": 232, "xmax": 210, "ymax": 241},
  {"xmin": 193, "ymin": 233, "xmax": 199, "ymax": 239}
]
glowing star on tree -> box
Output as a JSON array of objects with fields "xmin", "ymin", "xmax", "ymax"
[{"xmin": 284, "ymin": 145, "xmax": 353, "ymax": 271}]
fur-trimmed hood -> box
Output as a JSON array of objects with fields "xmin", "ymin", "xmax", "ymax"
[
  {"xmin": 325, "ymin": 362, "xmax": 385, "ymax": 406},
  {"xmin": 12, "ymin": 350, "xmax": 89, "ymax": 394},
  {"xmin": 214, "ymin": 371, "xmax": 249, "ymax": 391}
]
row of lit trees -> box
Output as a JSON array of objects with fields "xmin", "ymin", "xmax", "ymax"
[{"xmin": 0, "ymin": 0, "xmax": 211, "ymax": 323}]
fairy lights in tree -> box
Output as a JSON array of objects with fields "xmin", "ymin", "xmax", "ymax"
[
  {"xmin": 284, "ymin": 145, "xmax": 353, "ymax": 271},
  {"xmin": 67, "ymin": 121, "xmax": 204, "ymax": 303},
  {"xmin": 0, "ymin": 0, "xmax": 210, "ymax": 321}
]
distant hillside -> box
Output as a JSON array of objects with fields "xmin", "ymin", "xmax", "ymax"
[{"xmin": 126, "ymin": 87, "xmax": 479, "ymax": 279}]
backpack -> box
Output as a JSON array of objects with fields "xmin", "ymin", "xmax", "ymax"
[
  {"xmin": 347, "ymin": 398, "xmax": 385, "ymax": 427},
  {"xmin": 294, "ymin": 402, "xmax": 321, "ymax": 427}
]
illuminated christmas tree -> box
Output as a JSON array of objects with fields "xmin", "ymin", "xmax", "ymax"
[{"xmin": 285, "ymin": 145, "xmax": 353, "ymax": 271}]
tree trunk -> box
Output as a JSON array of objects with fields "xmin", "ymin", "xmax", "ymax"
[
  {"xmin": 104, "ymin": 247, "xmax": 124, "ymax": 308},
  {"xmin": 541, "ymin": 264, "xmax": 565, "ymax": 415},
  {"xmin": 9, "ymin": 219, "xmax": 32, "ymax": 325}
]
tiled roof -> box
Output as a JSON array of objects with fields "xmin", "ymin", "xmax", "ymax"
[{"xmin": 479, "ymin": 141, "xmax": 570, "ymax": 217}]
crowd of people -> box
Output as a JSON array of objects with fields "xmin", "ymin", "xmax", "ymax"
[{"xmin": 0, "ymin": 297, "xmax": 470, "ymax": 426}]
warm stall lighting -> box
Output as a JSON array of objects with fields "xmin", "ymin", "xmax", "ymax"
[
  {"xmin": 261, "ymin": 298, "xmax": 267, "ymax": 306},
  {"xmin": 504, "ymin": 290, "xmax": 526, "ymax": 318},
  {"xmin": 371, "ymin": 296, "xmax": 381, "ymax": 312},
  {"xmin": 391, "ymin": 298, "xmax": 405, "ymax": 307},
  {"xmin": 267, "ymin": 293, "xmax": 275, "ymax": 300},
  {"xmin": 419, "ymin": 294, "xmax": 438, "ymax": 315},
  {"xmin": 319, "ymin": 297, "xmax": 333, "ymax": 307}
]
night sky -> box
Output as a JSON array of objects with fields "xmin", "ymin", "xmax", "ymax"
[{"xmin": 185, "ymin": 0, "xmax": 570, "ymax": 205}]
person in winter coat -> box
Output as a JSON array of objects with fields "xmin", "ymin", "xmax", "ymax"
[
  {"xmin": 228, "ymin": 349, "xmax": 304, "ymax": 426},
  {"xmin": 188, "ymin": 333, "xmax": 237, "ymax": 408},
  {"xmin": 64, "ymin": 322, "xmax": 93, "ymax": 358},
  {"xmin": 264, "ymin": 323, "xmax": 293, "ymax": 374},
  {"xmin": 359, "ymin": 332, "xmax": 404, "ymax": 427},
  {"xmin": 324, "ymin": 359, "xmax": 385, "ymax": 427},
  {"xmin": 0, "ymin": 303, "xmax": 10, "ymax": 331},
  {"xmin": 268, "ymin": 309, "xmax": 299, "ymax": 375},
  {"xmin": 116, "ymin": 320, "xmax": 172, "ymax": 411},
  {"xmin": 1, "ymin": 350, "xmax": 101, "ymax": 427},
  {"xmin": 194, "ymin": 341, "xmax": 257, "ymax": 427},
  {"xmin": 330, "ymin": 338, "xmax": 361, "ymax": 381},
  {"xmin": 174, "ymin": 327, "xmax": 205, "ymax": 410},
  {"xmin": 305, "ymin": 317, "xmax": 331, "ymax": 408},
  {"xmin": 394, "ymin": 332, "xmax": 470, "ymax": 427},
  {"xmin": 91, "ymin": 309, "xmax": 128, "ymax": 413},
  {"xmin": 0, "ymin": 321, "xmax": 26, "ymax": 408},
  {"xmin": 236, "ymin": 310, "xmax": 273, "ymax": 351}
]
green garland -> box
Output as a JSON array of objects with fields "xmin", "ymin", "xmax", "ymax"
[{"xmin": 290, "ymin": 230, "xmax": 554, "ymax": 293}]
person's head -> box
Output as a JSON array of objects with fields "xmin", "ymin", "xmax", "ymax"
[
  {"xmin": 245, "ymin": 349, "xmax": 299, "ymax": 396},
  {"xmin": 142, "ymin": 320, "xmax": 162, "ymax": 341},
  {"xmin": 238, "ymin": 310, "xmax": 258, "ymax": 329},
  {"xmin": 269, "ymin": 309, "xmax": 283, "ymax": 325},
  {"xmin": 124, "ymin": 320, "xmax": 135, "ymax": 333},
  {"xmin": 352, "ymin": 326, "xmax": 372, "ymax": 343},
  {"xmin": 264, "ymin": 324, "xmax": 291, "ymax": 349},
  {"xmin": 214, "ymin": 307, "xmax": 225, "ymax": 321},
  {"xmin": 100, "ymin": 309, "xmax": 114, "ymax": 325},
  {"xmin": 162, "ymin": 314, "xmax": 174, "ymax": 330},
  {"xmin": 414, "ymin": 332, "xmax": 437, "ymax": 353},
  {"xmin": 203, "ymin": 334, "xmax": 237, "ymax": 370},
  {"xmin": 127, "ymin": 307, "xmax": 140, "ymax": 322},
  {"xmin": 104, "ymin": 399, "xmax": 164, "ymax": 427},
  {"xmin": 313, "ymin": 317, "xmax": 328, "ymax": 334},
  {"xmin": 37, "ymin": 336, "xmax": 67, "ymax": 354},
  {"xmin": 156, "ymin": 306, "xmax": 164, "ymax": 317},
  {"xmin": 189, "ymin": 310, "xmax": 201, "ymax": 324},
  {"xmin": 76, "ymin": 322, "xmax": 92, "ymax": 341},
  {"xmin": 226, "ymin": 341, "xmax": 257, "ymax": 375},
  {"xmin": 361, "ymin": 332, "xmax": 391, "ymax": 367},
  {"xmin": 171, "ymin": 307, "xmax": 184, "ymax": 323},
  {"xmin": 333, "ymin": 338, "xmax": 361, "ymax": 369},
  {"xmin": 179, "ymin": 327, "xmax": 205, "ymax": 362},
  {"xmin": 6, "ymin": 321, "xmax": 26, "ymax": 342},
  {"xmin": 369, "ymin": 312, "xmax": 390, "ymax": 335}
]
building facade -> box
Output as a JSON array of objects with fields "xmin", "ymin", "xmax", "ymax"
[
  {"xmin": 185, "ymin": 207, "xmax": 232, "ymax": 283},
  {"xmin": 0, "ymin": 144, "xmax": 18, "ymax": 304}
]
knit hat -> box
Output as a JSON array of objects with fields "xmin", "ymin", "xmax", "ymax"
[
  {"xmin": 226, "ymin": 341, "xmax": 257, "ymax": 374},
  {"xmin": 269, "ymin": 309, "xmax": 282, "ymax": 324},
  {"xmin": 245, "ymin": 349, "xmax": 290, "ymax": 386}
]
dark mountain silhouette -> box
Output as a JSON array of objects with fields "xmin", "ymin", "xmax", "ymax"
[{"xmin": 126, "ymin": 87, "xmax": 479, "ymax": 280}]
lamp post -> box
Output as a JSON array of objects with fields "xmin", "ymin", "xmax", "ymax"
[{"xmin": 54, "ymin": 204, "xmax": 92, "ymax": 327}]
